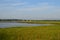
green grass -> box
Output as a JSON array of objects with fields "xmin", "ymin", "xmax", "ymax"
[
  {"xmin": 0, "ymin": 25, "xmax": 60, "ymax": 40},
  {"xmin": 32, "ymin": 20, "xmax": 60, "ymax": 24},
  {"xmin": 18, "ymin": 20, "xmax": 60, "ymax": 25}
]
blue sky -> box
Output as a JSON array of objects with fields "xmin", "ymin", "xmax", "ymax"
[{"xmin": 0, "ymin": 0, "xmax": 60, "ymax": 20}]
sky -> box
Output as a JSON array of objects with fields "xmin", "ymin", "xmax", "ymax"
[{"xmin": 0, "ymin": 0, "xmax": 60, "ymax": 20}]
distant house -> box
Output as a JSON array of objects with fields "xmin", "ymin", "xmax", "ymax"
[{"xmin": 22, "ymin": 20, "xmax": 32, "ymax": 22}]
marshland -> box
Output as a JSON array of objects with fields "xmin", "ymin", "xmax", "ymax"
[{"xmin": 0, "ymin": 20, "xmax": 60, "ymax": 40}]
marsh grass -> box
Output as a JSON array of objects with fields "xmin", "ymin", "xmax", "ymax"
[{"xmin": 0, "ymin": 25, "xmax": 60, "ymax": 40}]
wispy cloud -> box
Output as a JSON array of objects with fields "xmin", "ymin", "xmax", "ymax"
[
  {"xmin": 17, "ymin": 2, "xmax": 53, "ymax": 11},
  {"xmin": 0, "ymin": 0, "xmax": 60, "ymax": 19},
  {"xmin": 9, "ymin": 2, "xmax": 27, "ymax": 6},
  {"xmin": 0, "ymin": 2, "xmax": 27, "ymax": 7}
]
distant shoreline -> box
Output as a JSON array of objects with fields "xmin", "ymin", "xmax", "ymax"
[{"xmin": 0, "ymin": 20, "xmax": 60, "ymax": 25}]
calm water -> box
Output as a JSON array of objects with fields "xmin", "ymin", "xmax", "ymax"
[{"xmin": 0, "ymin": 22, "xmax": 50, "ymax": 28}]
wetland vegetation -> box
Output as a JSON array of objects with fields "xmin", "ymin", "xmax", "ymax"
[{"xmin": 0, "ymin": 19, "xmax": 60, "ymax": 40}]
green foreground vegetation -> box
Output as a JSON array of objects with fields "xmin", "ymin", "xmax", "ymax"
[
  {"xmin": 0, "ymin": 20, "xmax": 60, "ymax": 40},
  {"xmin": 0, "ymin": 25, "xmax": 60, "ymax": 40}
]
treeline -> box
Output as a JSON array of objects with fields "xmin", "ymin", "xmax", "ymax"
[
  {"xmin": 0, "ymin": 19, "xmax": 60, "ymax": 21},
  {"xmin": 0, "ymin": 19, "xmax": 23, "ymax": 21}
]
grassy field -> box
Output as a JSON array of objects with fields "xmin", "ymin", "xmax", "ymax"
[
  {"xmin": 17, "ymin": 20, "xmax": 60, "ymax": 25},
  {"xmin": 0, "ymin": 24, "xmax": 60, "ymax": 40},
  {"xmin": 29, "ymin": 20, "xmax": 60, "ymax": 24}
]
